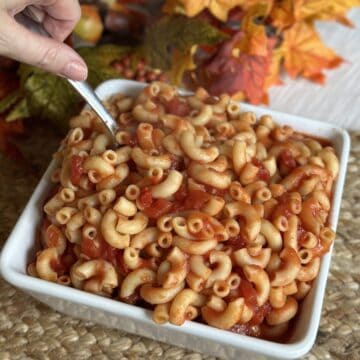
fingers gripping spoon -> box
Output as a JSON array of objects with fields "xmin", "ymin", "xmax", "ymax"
[{"xmin": 16, "ymin": 13, "xmax": 119, "ymax": 140}]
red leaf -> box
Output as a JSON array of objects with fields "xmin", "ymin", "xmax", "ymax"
[{"xmin": 198, "ymin": 32, "xmax": 275, "ymax": 104}]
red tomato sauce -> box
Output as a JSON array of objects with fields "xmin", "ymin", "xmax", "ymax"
[
  {"xmin": 50, "ymin": 258, "xmax": 66, "ymax": 275},
  {"xmin": 164, "ymin": 97, "xmax": 191, "ymax": 117},
  {"xmin": 239, "ymin": 278, "xmax": 258, "ymax": 309},
  {"xmin": 46, "ymin": 226, "xmax": 61, "ymax": 248},
  {"xmin": 81, "ymin": 236, "xmax": 131, "ymax": 276},
  {"xmin": 70, "ymin": 155, "xmax": 84, "ymax": 185},
  {"xmin": 249, "ymin": 302, "xmax": 272, "ymax": 326},
  {"xmin": 183, "ymin": 190, "xmax": 211, "ymax": 210},
  {"xmin": 81, "ymin": 236, "xmax": 105, "ymax": 259},
  {"xmin": 252, "ymin": 159, "xmax": 270, "ymax": 182},
  {"xmin": 138, "ymin": 185, "xmax": 213, "ymax": 219},
  {"xmin": 138, "ymin": 187, "xmax": 153, "ymax": 208},
  {"xmin": 62, "ymin": 244, "xmax": 76, "ymax": 270},
  {"xmin": 143, "ymin": 199, "xmax": 173, "ymax": 219},
  {"xmin": 82, "ymin": 128, "xmax": 93, "ymax": 139},
  {"xmin": 174, "ymin": 183, "xmax": 188, "ymax": 202},
  {"xmin": 124, "ymin": 133, "xmax": 138, "ymax": 147},
  {"xmin": 227, "ymin": 233, "xmax": 247, "ymax": 251},
  {"xmin": 114, "ymin": 250, "xmax": 130, "ymax": 276},
  {"xmin": 279, "ymin": 149, "xmax": 296, "ymax": 171}
]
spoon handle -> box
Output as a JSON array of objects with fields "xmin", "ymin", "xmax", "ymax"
[{"xmin": 67, "ymin": 79, "xmax": 119, "ymax": 137}]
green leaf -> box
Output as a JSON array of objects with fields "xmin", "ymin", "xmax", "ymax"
[
  {"xmin": 6, "ymin": 98, "xmax": 30, "ymax": 122},
  {"xmin": 78, "ymin": 44, "xmax": 131, "ymax": 87},
  {"xmin": 0, "ymin": 90, "xmax": 22, "ymax": 115},
  {"xmin": 17, "ymin": 44, "xmax": 131, "ymax": 132},
  {"xmin": 23, "ymin": 67, "xmax": 81, "ymax": 132},
  {"xmin": 143, "ymin": 15, "xmax": 228, "ymax": 70},
  {"xmin": 18, "ymin": 63, "xmax": 35, "ymax": 87}
]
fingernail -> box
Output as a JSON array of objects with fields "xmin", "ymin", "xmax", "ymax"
[{"xmin": 62, "ymin": 61, "xmax": 88, "ymax": 80}]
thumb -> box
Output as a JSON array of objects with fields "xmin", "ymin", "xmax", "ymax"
[{"xmin": 0, "ymin": 14, "xmax": 88, "ymax": 81}]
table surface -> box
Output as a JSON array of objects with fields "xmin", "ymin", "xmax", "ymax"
[{"xmin": 1, "ymin": 12, "xmax": 360, "ymax": 357}]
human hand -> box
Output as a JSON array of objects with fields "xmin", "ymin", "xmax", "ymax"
[{"xmin": 0, "ymin": 0, "xmax": 87, "ymax": 80}]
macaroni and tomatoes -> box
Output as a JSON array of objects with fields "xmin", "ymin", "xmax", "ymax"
[{"xmin": 29, "ymin": 82, "xmax": 339, "ymax": 341}]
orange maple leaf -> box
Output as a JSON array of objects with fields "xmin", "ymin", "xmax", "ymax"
[
  {"xmin": 264, "ymin": 47, "xmax": 284, "ymax": 89},
  {"xmin": 240, "ymin": 0, "xmax": 274, "ymax": 12},
  {"xmin": 282, "ymin": 22, "xmax": 343, "ymax": 83},
  {"xmin": 269, "ymin": 0, "xmax": 301, "ymax": 30},
  {"xmin": 299, "ymin": 0, "xmax": 360, "ymax": 26},
  {"xmin": 270, "ymin": 0, "xmax": 360, "ymax": 28},
  {"xmin": 235, "ymin": 4, "xmax": 270, "ymax": 57},
  {"xmin": 163, "ymin": 0, "xmax": 247, "ymax": 21}
]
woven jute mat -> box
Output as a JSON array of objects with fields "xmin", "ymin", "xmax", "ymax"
[{"xmin": 0, "ymin": 125, "xmax": 359, "ymax": 360}]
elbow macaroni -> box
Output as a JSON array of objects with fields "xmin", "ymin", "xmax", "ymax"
[{"xmin": 31, "ymin": 82, "xmax": 339, "ymax": 341}]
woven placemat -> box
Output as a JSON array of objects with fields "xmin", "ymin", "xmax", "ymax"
[{"xmin": 0, "ymin": 125, "xmax": 359, "ymax": 360}]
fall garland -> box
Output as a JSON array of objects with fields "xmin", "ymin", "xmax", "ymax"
[{"xmin": 159, "ymin": 0, "xmax": 357, "ymax": 103}]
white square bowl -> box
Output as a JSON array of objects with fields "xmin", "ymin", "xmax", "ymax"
[{"xmin": 0, "ymin": 80, "xmax": 350, "ymax": 360}]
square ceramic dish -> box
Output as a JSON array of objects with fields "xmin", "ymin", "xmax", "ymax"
[{"xmin": 0, "ymin": 80, "xmax": 350, "ymax": 360}]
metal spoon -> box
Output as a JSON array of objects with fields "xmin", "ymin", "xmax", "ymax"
[
  {"xmin": 67, "ymin": 79, "xmax": 119, "ymax": 138},
  {"xmin": 16, "ymin": 13, "xmax": 119, "ymax": 139}
]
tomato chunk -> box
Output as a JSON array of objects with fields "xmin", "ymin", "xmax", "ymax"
[
  {"xmin": 279, "ymin": 149, "xmax": 296, "ymax": 170},
  {"xmin": 125, "ymin": 133, "xmax": 138, "ymax": 146},
  {"xmin": 183, "ymin": 190, "xmax": 211, "ymax": 210},
  {"xmin": 253, "ymin": 158, "xmax": 270, "ymax": 182},
  {"xmin": 139, "ymin": 187, "xmax": 153, "ymax": 208},
  {"xmin": 174, "ymin": 183, "xmax": 188, "ymax": 202},
  {"xmin": 46, "ymin": 225, "xmax": 61, "ymax": 248},
  {"xmin": 81, "ymin": 236, "xmax": 105, "ymax": 259},
  {"xmin": 165, "ymin": 97, "xmax": 191, "ymax": 117},
  {"xmin": 227, "ymin": 233, "xmax": 247, "ymax": 251},
  {"xmin": 250, "ymin": 303, "xmax": 272, "ymax": 326},
  {"xmin": 143, "ymin": 199, "xmax": 173, "ymax": 219},
  {"xmin": 239, "ymin": 278, "xmax": 258, "ymax": 309},
  {"xmin": 50, "ymin": 257, "xmax": 66, "ymax": 275},
  {"xmin": 70, "ymin": 155, "xmax": 84, "ymax": 185}
]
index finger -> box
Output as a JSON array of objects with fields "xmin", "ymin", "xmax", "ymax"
[{"xmin": 37, "ymin": 0, "xmax": 81, "ymax": 41}]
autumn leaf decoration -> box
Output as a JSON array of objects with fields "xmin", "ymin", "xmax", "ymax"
[
  {"xmin": 160, "ymin": 0, "xmax": 360, "ymax": 103},
  {"xmin": 0, "ymin": 0, "xmax": 359, "ymax": 160},
  {"xmin": 282, "ymin": 22, "xmax": 343, "ymax": 84},
  {"xmin": 143, "ymin": 15, "xmax": 228, "ymax": 84}
]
